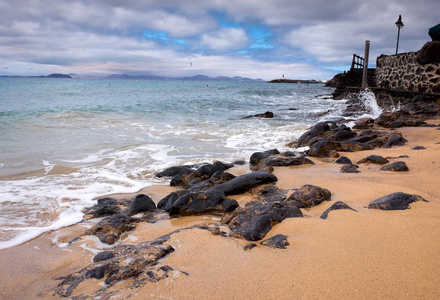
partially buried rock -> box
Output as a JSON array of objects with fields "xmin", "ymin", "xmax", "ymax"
[
  {"xmin": 380, "ymin": 161, "xmax": 409, "ymax": 172},
  {"xmin": 340, "ymin": 164, "xmax": 360, "ymax": 173},
  {"xmin": 84, "ymin": 197, "xmax": 121, "ymax": 219},
  {"xmin": 208, "ymin": 171, "xmax": 278, "ymax": 196},
  {"xmin": 85, "ymin": 213, "xmax": 136, "ymax": 245},
  {"xmin": 169, "ymin": 189, "xmax": 238, "ymax": 217},
  {"xmin": 226, "ymin": 201, "xmax": 302, "ymax": 241},
  {"xmin": 127, "ymin": 194, "xmax": 156, "ymax": 215},
  {"xmin": 286, "ymin": 184, "xmax": 332, "ymax": 208},
  {"xmin": 243, "ymin": 111, "xmax": 274, "ymax": 119},
  {"xmin": 412, "ymin": 146, "xmax": 426, "ymax": 150},
  {"xmin": 260, "ymin": 234, "xmax": 290, "ymax": 249},
  {"xmin": 357, "ymin": 155, "xmax": 389, "ymax": 165},
  {"xmin": 368, "ymin": 192, "xmax": 428, "ymax": 210},
  {"xmin": 320, "ymin": 201, "xmax": 358, "ymax": 219},
  {"xmin": 384, "ymin": 132, "xmax": 407, "ymax": 148},
  {"xmin": 335, "ymin": 156, "xmax": 352, "ymax": 164}
]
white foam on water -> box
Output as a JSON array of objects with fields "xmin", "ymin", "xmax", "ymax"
[{"xmin": 358, "ymin": 88, "xmax": 383, "ymax": 118}]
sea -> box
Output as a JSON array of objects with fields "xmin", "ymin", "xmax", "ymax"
[{"xmin": 0, "ymin": 77, "xmax": 374, "ymax": 250}]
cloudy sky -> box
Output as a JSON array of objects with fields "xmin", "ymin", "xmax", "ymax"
[{"xmin": 0, "ymin": 0, "xmax": 438, "ymax": 80}]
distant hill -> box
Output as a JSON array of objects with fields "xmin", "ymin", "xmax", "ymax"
[{"xmin": 46, "ymin": 73, "xmax": 72, "ymax": 78}]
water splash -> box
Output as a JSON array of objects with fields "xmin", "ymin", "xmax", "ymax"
[{"xmin": 358, "ymin": 88, "xmax": 383, "ymax": 118}]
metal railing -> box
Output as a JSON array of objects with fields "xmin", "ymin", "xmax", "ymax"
[{"xmin": 351, "ymin": 54, "xmax": 364, "ymax": 70}]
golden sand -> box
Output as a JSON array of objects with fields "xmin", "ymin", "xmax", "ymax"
[{"xmin": 1, "ymin": 121, "xmax": 439, "ymax": 299}]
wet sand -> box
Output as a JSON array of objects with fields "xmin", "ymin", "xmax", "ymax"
[{"xmin": 1, "ymin": 120, "xmax": 440, "ymax": 299}]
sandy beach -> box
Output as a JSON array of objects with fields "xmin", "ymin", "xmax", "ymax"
[{"xmin": 1, "ymin": 118, "xmax": 440, "ymax": 300}]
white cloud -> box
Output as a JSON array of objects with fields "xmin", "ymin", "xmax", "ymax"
[{"xmin": 200, "ymin": 28, "xmax": 249, "ymax": 50}]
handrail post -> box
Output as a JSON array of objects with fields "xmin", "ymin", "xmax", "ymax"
[{"xmin": 362, "ymin": 40, "xmax": 370, "ymax": 89}]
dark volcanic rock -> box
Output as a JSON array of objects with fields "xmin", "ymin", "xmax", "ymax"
[
  {"xmin": 84, "ymin": 197, "xmax": 121, "ymax": 218},
  {"xmin": 226, "ymin": 201, "xmax": 302, "ymax": 241},
  {"xmin": 157, "ymin": 190, "xmax": 189, "ymax": 212},
  {"xmin": 243, "ymin": 111, "xmax": 274, "ymax": 119},
  {"xmin": 244, "ymin": 243, "xmax": 257, "ymax": 251},
  {"xmin": 54, "ymin": 241, "xmax": 175, "ymax": 297},
  {"xmin": 85, "ymin": 214, "xmax": 136, "ymax": 245},
  {"xmin": 380, "ymin": 161, "xmax": 409, "ymax": 172},
  {"xmin": 340, "ymin": 164, "xmax": 360, "ymax": 173},
  {"xmin": 307, "ymin": 139, "xmax": 342, "ymax": 158},
  {"xmin": 127, "ymin": 194, "xmax": 156, "ymax": 215},
  {"xmin": 412, "ymin": 146, "xmax": 426, "ymax": 150},
  {"xmin": 368, "ymin": 192, "xmax": 428, "ymax": 210},
  {"xmin": 375, "ymin": 111, "xmax": 409, "ymax": 128},
  {"xmin": 335, "ymin": 156, "xmax": 352, "ymax": 164},
  {"xmin": 263, "ymin": 156, "xmax": 315, "ymax": 167},
  {"xmin": 384, "ymin": 132, "xmax": 407, "ymax": 148},
  {"xmin": 292, "ymin": 122, "xmax": 332, "ymax": 147},
  {"xmin": 390, "ymin": 116, "xmax": 425, "ymax": 128},
  {"xmin": 260, "ymin": 234, "xmax": 290, "ymax": 249},
  {"xmin": 339, "ymin": 141, "xmax": 373, "ymax": 152},
  {"xmin": 257, "ymin": 185, "xmax": 288, "ymax": 202},
  {"xmin": 286, "ymin": 184, "xmax": 332, "ymax": 208},
  {"xmin": 320, "ymin": 201, "xmax": 358, "ymax": 219},
  {"xmin": 169, "ymin": 189, "xmax": 238, "ymax": 217},
  {"xmin": 208, "ymin": 171, "xmax": 278, "ymax": 195},
  {"xmin": 357, "ymin": 155, "xmax": 389, "ymax": 165},
  {"xmin": 156, "ymin": 165, "xmax": 194, "ymax": 178},
  {"xmin": 250, "ymin": 149, "xmax": 280, "ymax": 166},
  {"xmin": 332, "ymin": 126, "xmax": 357, "ymax": 141},
  {"xmin": 417, "ymin": 41, "xmax": 440, "ymax": 64},
  {"xmin": 353, "ymin": 117, "xmax": 374, "ymax": 129}
]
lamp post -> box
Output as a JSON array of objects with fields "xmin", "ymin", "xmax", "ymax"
[{"xmin": 395, "ymin": 15, "xmax": 404, "ymax": 55}]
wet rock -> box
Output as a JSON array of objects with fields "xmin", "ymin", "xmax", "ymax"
[
  {"xmin": 375, "ymin": 111, "xmax": 410, "ymax": 128},
  {"xmin": 340, "ymin": 164, "xmax": 360, "ymax": 173},
  {"xmin": 390, "ymin": 116, "xmax": 425, "ymax": 128},
  {"xmin": 85, "ymin": 214, "xmax": 136, "ymax": 245},
  {"xmin": 263, "ymin": 156, "xmax": 315, "ymax": 167},
  {"xmin": 169, "ymin": 189, "xmax": 238, "ymax": 217},
  {"xmin": 157, "ymin": 190, "xmax": 189, "ymax": 212},
  {"xmin": 286, "ymin": 184, "xmax": 332, "ymax": 208},
  {"xmin": 335, "ymin": 156, "xmax": 352, "ymax": 164},
  {"xmin": 127, "ymin": 194, "xmax": 156, "ymax": 215},
  {"xmin": 332, "ymin": 126, "xmax": 357, "ymax": 141},
  {"xmin": 84, "ymin": 197, "xmax": 121, "ymax": 218},
  {"xmin": 208, "ymin": 171, "xmax": 278, "ymax": 196},
  {"xmin": 380, "ymin": 161, "xmax": 409, "ymax": 172},
  {"xmin": 291, "ymin": 122, "xmax": 332, "ymax": 147},
  {"xmin": 260, "ymin": 234, "xmax": 290, "ymax": 249},
  {"xmin": 243, "ymin": 111, "xmax": 274, "ymax": 119},
  {"xmin": 307, "ymin": 139, "xmax": 342, "ymax": 157},
  {"xmin": 357, "ymin": 155, "xmax": 389, "ymax": 165},
  {"xmin": 226, "ymin": 201, "xmax": 303, "ymax": 241},
  {"xmin": 339, "ymin": 141, "xmax": 373, "ymax": 152},
  {"xmin": 353, "ymin": 117, "xmax": 374, "ymax": 129},
  {"xmin": 368, "ymin": 192, "xmax": 428, "ymax": 210},
  {"xmin": 250, "ymin": 149, "xmax": 280, "ymax": 166},
  {"xmin": 156, "ymin": 165, "xmax": 194, "ymax": 178},
  {"xmin": 320, "ymin": 201, "xmax": 358, "ymax": 219},
  {"xmin": 384, "ymin": 132, "xmax": 407, "ymax": 148}
]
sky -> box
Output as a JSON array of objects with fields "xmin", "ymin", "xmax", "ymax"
[{"xmin": 0, "ymin": 0, "xmax": 438, "ymax": 80}]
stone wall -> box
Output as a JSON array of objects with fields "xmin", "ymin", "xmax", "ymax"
[{"xmin": 376, "ymin": 45, "xmax": 440, "ymax": 94}]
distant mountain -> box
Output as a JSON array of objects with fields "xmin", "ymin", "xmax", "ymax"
[
  {"xmin": 105, "ymin": 74, "xmax": 264, "ymax": 82},
  {"xmin": 46, "ymin": 73, "xmax": 72, "ymax": 78}
]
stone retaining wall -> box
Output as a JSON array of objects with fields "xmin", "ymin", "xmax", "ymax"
[{"xmin": 376, "ymin": 51, "xmax": 440, "ymax": 94}]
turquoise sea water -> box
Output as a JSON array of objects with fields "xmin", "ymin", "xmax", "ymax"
[{"xmin": 0, "ymin": 77, "xmax": 343, "ymax": 249}]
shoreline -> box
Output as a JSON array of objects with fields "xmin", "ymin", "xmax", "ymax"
[{"xmin": 1, "ymin": 94, "xmax": 440, "ymax": 299}]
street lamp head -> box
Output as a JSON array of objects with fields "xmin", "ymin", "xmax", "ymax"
[{"xmin": 395, "ymin": 15, "xmax": 404, "ymax": 29}]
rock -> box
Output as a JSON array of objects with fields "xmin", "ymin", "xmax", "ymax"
[
  {"xmin": 208, "ymin": 171, "xmax": 278, "ymax": 196},
  {"xmin": 353, "ymin": 117, "xmax": 374, "ymax": 129},
  {"xmin": 332, "ymin": 127, "xmax": 357, "ymax": 141},
  {"xmin": 340, "ymin": 164, "xmax": 360, "ymax": 173},
  {"xmin": 390, "ymin": 116, "xmax": 425, "ymax": 128},
  {"xmin": 335, "ymin": 156, "xmax": 352, "ymax": 164},
  {"xmin": 286, "ymin": 184, "xmax": 332, "ymax": 208},
  {"xmin": 257, "ymin": 186, "xmax": 288, "ymax": 202},
  {"xmin": 263, "ymin": 156, "xmax": 315, "ymax": 167},
  {"xmin": 412, "ymin": 146, "xmax": 426, "ymax": 150},
  {"xmin": 157, "ymin": 190, "xmax": 189, "ymax": 212},
  {"xmin": 169, "ymin": 189, "xmax": 238, "ymax": 217},
  {"xmin": 320, "ymin": 201, "xmax": 358, "ymax": 219},
  {"xmin": 156, "ymin": 165, "xmax": 194, "ymax": 178},
  {"xmin": 84, "ymin": 197, "xmax": 121, "ymax": 218},
  {"xmin": 260, "ymin": 234, "xmax": 290, "ymax": 249},
  {"xmin": 292, "ymin": 122, "xmax": 332, "ymax": 147},
  {"xmin": 127, "ymin": 194, "xmax": 156, "ymax": 215},
  {"xmin": 244, "ymin": 243, "xmax": 257, "ymax": 251},
  {"xmin": 357, "ymin": 155, "xmax": 389, "ymax": 165},
  {"xmin": 243, "ymin": 111, "xmax": 274, "ymax": 119},
  {"xmin": 85, "ymin": 214, "xmax": 136, "ymax": 245},
  {"xmin": 250, "ymin": 149, "xmax": 280, "ymax": 166},
  {"xmin": 375, "ymin": 111, "xmax": 409, "ymax": 128},
  {"xmin": 54, "ymin": 241, "xmax": 175, "ymax": 297},
  {"xmin": 339, "ymin": 141, "xmax": 373, "ymax": 152},
  {"xmin": 93, "ymin": 251, "xmax": 115, "ymax": 263},
  {"xmin": 379, "ymin": 161, "xmax": 409, "ymax": 172},
  {"xmin": 307, "ymin": 139, "xmax": 342, "ymax": 157},
  {"xmin": 416, "ymin": 41, "xmax": 440, "ymax": 64},
  {"xmin": 226, "ymin": 201, "xmax": 302, "ymax": 241},
  {"xmin": 368, "ymin": 192, "xmax": 428, "ymax": 210},
  {"xmin": 384, "ymin": 132, "xmax": 407, "ymax": 148}
]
